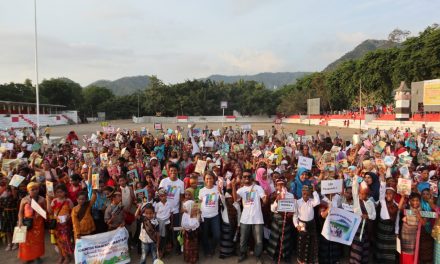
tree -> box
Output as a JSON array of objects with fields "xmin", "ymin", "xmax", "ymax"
[
  {"xmin": 39, "ymin": 78, "xmax": 83, "ymax": 109},
  {"xmin": 82, "ymin": 86, "xmax": 115, "ymax": 116}
]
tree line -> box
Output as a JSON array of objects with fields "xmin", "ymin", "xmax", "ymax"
[{"xmin": 1, "ymin": 25, "xmax": 439, "ymax": 120}]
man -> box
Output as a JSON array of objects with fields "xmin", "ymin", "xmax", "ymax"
[
  {"xmin": 232, "ymin": 169, "xmax": 268, "ymax": 264},
  {"xmin": 158, "ymin": 164, "xmax": 184, "ymax": 254}
]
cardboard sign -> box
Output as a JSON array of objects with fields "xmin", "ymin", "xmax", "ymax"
[
  {"xmin": 241, "ymin": 124, "xmax": 251, "ymax": 131},
  {"xmin": 127, "ymin": 169, "xmax": 139, "ymax": 185},
  {"xmin": 195, "ymin": 160, "xmax": 207, "ymax": 174},
  {"xmin": 277, "ymin": 199, "xmax": 295, "ymax": 212},
  {"xmin": 321, "ymin": 207, "xmax": 361, "ymax": 246},
  {"xmin": 1, "ymin": 142, "xmax": 14, "ymax": 150},
  {"xmin": 205, "ymin": 141, "xmax": 214, "ymax": 148},
  {"xmin": 405, "ymin": 209, "xmax": 437, "ymax": 219},
  {"xmin": 12, "ymin": 226, "xmax": 27, "ymax": 244},
  {"xmin": 100, "ymin": 153, "xmax": 108, "ymax": 164},
  {"xmin": 154, "ymin": 123, "xmax": 162, "ymax": 130},
  {"xmin": 296, "ymin": 129, "xmax": 306, "ymax": 136},
  {"xmin": 92, "ymin": 174, "xmax": 100, "ymax": 189},
  {"xmin": 212, "ymin": 130, "xmax": 221, "ymax": 137},
  {"xmin": 46, "ymin": 181, "xmax": 54, "ymax": 196},
  {"xmin": 252, "ymin": 149, "xmax": 262, "ymax": 158},
  {"xmin": 352, "ymin": 134, "xmax": 360, "ymax": 145},
  {"xmin": 31, "ymin": 199, "xmax": 47, "ymax": 219},
  {"xmin": 397, "ymin": 178, "xmax": 412, "ymax": 195},
  {"xmin": 383, "ymin": 156, "xmax": 396, "ymax": 167},
  {"xmin": 257, "ymin": 130, "xmax": 265, "ymax": 137},
  {"xmin": 298, "ymin": 156, "xmax": 313, "ymax": 170},
  {"xmin": 321, "ymin": 179, "xmax": 343, "ymax": 195},
  {"xmin": 9, "ymin": 175, "xmax": 25, "ymax": 187}
]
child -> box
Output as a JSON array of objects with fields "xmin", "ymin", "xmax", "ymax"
[
  {"xmin": 104, "ymin": 190, "xmax": 125, "ymax": 230},
  {"xmin": 181, "ymin": 188, "xmax": 200, "ymax": 264},
  {"xmin": 154, "ymin": 188, "xmax": 171, "ymax": 258},
  {"xmin": 138, "ymin": 203, "xmax": 159, "ymax": 264},
  {"xmin": 46, "ymin": 183, "xmax": 75, "ymax": 264},
  {"xmin": 0, "ymin": 185, "xmax": 18, "ymax": 251},
  {"xmin": 400, "ymin": 192, "xmax": 425, "ymax": 264},
  {"xmin": 293, "ymin": 184, "xmax": 320, "ymax": 264},
  {"xmin": 71, "ymin": 190, "xmax": 97, "ymax": 241}
]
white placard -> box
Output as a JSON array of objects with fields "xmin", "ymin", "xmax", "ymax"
[
  {"xmin": 212, "ymin": 130, "xmax": 221, "ymax": 137},
  {"xmin": 205, "ymin": 141, "xmax": 214, "ymax": 148},
  {"xmin": 298, "ymin": 156, "xmax": 313, "ymax": 170},
  {"xmin": 321, "ymin": 207, "xmax": 361, "ymax": 245},
  {"xmin": 257, "ymin": 130, "xmax": 265, "ymax": 137},
  {"xmin": 195, "ymin": 160, "xmax": 207, "ymax": 174},
  {"xmin": 321, "ymin": 179, "xmax": 343, "ymax": 195},
  {"xmin": 277, "ymin": 199, "xmax": 295, "ymax": 212},
  {"xmin": 31, "ymin": 199, "xmax": 47, "ymax": 219}
]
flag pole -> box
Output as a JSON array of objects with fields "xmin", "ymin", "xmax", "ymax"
[{"xmin": 34, "ymin": 0, "xmax": 40, "ymax": 137}]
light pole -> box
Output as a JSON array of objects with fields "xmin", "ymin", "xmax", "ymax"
[{"xmin": 34, "ymin": 0, "xmax": 40, "ymax": 136}]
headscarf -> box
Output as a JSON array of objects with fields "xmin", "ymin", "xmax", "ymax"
[
  {"xmin": 256, "ymin": 168, "xmax": 271, "ymax": 195},
  {"xmin": 365, "ymin": 172, "xmax": 380, "ymax": 202},
  {"xmin": 291, "ymin": 167, "xmax": 311, "ymax": 199},
  {"xmin": 27, "ymin": 181, "xmax": 39, "ymax": 192},
  {"xmin": 421, "ymin": 188, "xmax": 434, "ymax": 233}
]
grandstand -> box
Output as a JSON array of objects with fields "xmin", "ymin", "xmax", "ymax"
[{"xmin": 0, "ymin": 101, "xmax": 78, "ymax": 129}]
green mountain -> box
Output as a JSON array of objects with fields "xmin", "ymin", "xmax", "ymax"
[
  {"xmin": 324, "ymin": 39, "xmax": 399, "ymax": 71},
  {"xmin": 87, "ymin": 75, "xmax": 150, "ymax": 96},
  {"xmin": 205, "ymin": 72, "xmax": 311, "ymax": 89}
]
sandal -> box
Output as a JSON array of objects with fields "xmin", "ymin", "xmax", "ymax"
[
  {"xmin": 5, "ymin": 244, "xmax": 12, "ymax": 251},
  {"xmin": 11, "ymin": 244, "xmax": 18, "ymax": 250}
]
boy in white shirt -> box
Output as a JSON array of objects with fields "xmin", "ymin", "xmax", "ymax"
[{"xmin": 153, "ymin": 188, "xmax": 171, "ymax": 258}]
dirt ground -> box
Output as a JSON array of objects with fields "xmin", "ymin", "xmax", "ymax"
[
  {"xmin": 4, "ymin": 119, "xmax": 359, "ymax": 263},
  {"xmin": 49, "ymin": 119, "xmax": 361, "ymax": 141}
]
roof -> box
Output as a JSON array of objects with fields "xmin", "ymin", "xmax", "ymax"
[
  {"xmin": 394, "ymin": 81, "xmax": 410, "ymax": 92},
  {"xmin": 0, "ymin": 100, "xmax": 66, "ymax": 108}
]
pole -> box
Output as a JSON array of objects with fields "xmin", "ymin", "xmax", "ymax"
[
  {"xmin": 34, "ymin": 0, "xmax": 40, "ymax": 136},
  {"xmin": 277, "ymin": 212, "xmax": 287, "ymax": 264},
  {"xmin": 137, "ymin": 90, "xmax": 140, "ymax": 119},
  {"xmin": 222, "ymin": 107, "xmax": 224, "ymax": 128},
  {"xmin": 359, "ymin": 79, "xmax": 362, "ymax": 131}
]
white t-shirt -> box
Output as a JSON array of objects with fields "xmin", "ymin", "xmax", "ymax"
[
  {"xmin": 159, "ymin": 177, "xmax": 184, "ymax": 214},
  {"xmin": 154, "ymin": 201, "xmax": 171, "ymax": 221},
  {"xmin": 198, "ymin": 186, "xmax": 219, "ymax": 218},
  {"xmin": 237, "ymin": 184, "xmax": 266, "ymax": 225}
]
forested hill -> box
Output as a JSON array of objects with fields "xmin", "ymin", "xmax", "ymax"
[
  {"xmin": 204, "ymin": 72, "xmax": 310, "ymax": 89},
  {"xmin": 87, "ymin": 75, "xmax": 151, "ymax": 96},
  {"xmin": 324, "ymin": 39, "xmax": 399, "ymax": 72}
]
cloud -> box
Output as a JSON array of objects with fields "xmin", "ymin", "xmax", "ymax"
[{"xmin": 218, "ymin": 49, "xmax": 284, "ymax": 74}]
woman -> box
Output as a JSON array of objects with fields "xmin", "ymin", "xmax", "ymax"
[
  {"xmin": 198, "ymin": 172, "xmax": 220, "ymax": 257},
  {"xmin": 47, "ymin": 184, "xmax": 75, "ymax": 264},
  {"xmin": 255, "ymin": 167, "xmax": 273, "ymax": 229},
  {"xmin": 267, "ymin": 177, "xmax": 294, "ymax": 262},
  {"xmin": 290, "ymin": 167, "xmax": 311, "ymax": 199},
  {"xmin": 219, "ymin": 177, "xmax": 240, "ymax": 258},
  {"xmin": 0, "ymin": 185, "xmax": 19, "ymax": 251},
  {"xmin": 18, "ymin": 182, "xmax": 46, "ymax": 263},
  {"xmin": 363, "ymin": 172, "xmax": 380, "ymax": 202}
]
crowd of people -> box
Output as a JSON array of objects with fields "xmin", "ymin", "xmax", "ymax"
[{"xmin": 0, "ymin": 123, "xmax": 439, "ymax": 264}]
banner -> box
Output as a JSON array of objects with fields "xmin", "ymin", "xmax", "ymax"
[
  {"xmin": 74, "ymin": 227, "xmax": 130, "ymax": 264},
  {"xmin": 321, "ymin": 207, "xmax": 361, "ymax": 245},
  {"xmin": 423, "ymin": 79, "xmax": 440, "ymax": 106}
]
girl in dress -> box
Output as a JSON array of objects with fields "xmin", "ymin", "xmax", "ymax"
[
  {"xmin": 181, "ymin": 188, "xmax": 200, "ymax": 264},
  {"xmin": 47, "ymin": 183, "xmax": 75, "ymax": 264}
]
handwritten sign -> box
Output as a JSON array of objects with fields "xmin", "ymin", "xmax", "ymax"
[
  {"xmin": 277, "ymin": 199, "xmax": 295, "ymax": 212},
  {"xmin": 31, "ymin": 199, "xmax": 46, "ymax": 219},
  {"xmin": 298, "ymin": 156, "xmax": 313, "ymax": 170},
  {"xmin": 321, "ymin": 179, "xmax": 343, "ymax": 195}
]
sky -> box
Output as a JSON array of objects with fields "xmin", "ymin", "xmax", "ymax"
[{"xmin": 0, "ymin": 0, "xmax": 439, "ymax": 87}]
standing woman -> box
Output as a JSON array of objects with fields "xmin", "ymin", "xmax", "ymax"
[
  {"xmin": 18, "ymin": 182, "xmax": 46, "ymax": 264},
  {"xmin": 418, "ymin": 188, "xmax": 436, "ymax": 264},
  {"xmin": 47, "ymin": 184, "xmax": 75, "ymax": 264},
  {"xmin": 198, "ymin": 171, "xmax": 220, "ymax": 257}
]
